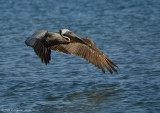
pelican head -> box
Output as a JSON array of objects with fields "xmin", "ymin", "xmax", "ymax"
[
  {"xmin": 59, "ymin": 29, "xmax": 72, "ymax": 42},
  {"xmin": 59, "ymin": 29, "xmax": 75, "ymax": 38},
  {"xmin": 61, "ymin": 29, "xmax": 71, "ymax": 35},
  {"xmin": 59, "ymin": 29, "xmax": 87, "ymax": 44}
]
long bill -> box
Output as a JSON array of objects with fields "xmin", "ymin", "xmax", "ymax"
[{"xmin": 64, "ymin": 32, "xmax": 88, "ymax": 45}]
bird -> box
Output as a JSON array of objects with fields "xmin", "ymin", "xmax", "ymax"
[{"xmin": 25, "ymin": 29, "xmax": 118, "ymax": 74}]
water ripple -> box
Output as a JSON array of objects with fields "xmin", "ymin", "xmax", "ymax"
[{"xmin": 0, "ymin": 0, "xmax": 160, "ymax": 113}]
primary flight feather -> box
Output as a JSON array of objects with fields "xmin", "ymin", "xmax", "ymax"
[{"xmin": 25, "ymin": 29, "xmax": 118, "ymax": 74}]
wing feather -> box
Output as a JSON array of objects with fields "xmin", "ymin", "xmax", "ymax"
[
  {"xmin": 25, "ymin": 30, "xmax": 51, "ymax": 65},
  {"xmin": 51, "ymin": 42, "xmax": 117, "ymax": 74},
  {"xmin": 80, "ymin": 37, "xmax": 118, "ymax": 73}
]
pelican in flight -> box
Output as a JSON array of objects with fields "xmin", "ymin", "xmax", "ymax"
[{"xmin": 25, "ymin": 29, "xmax": 118, "ymax": 74}]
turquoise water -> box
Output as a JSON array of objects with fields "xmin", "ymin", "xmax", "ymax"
[{"xmin": 0, "ymin": 0, "xmax": 160, "ymax": 113}]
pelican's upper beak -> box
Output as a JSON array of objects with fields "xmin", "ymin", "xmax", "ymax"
[{"xmin": 63, "ymin": 32, "xmax": 87, "ymax": 45}]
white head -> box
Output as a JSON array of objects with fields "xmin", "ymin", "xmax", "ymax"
[{"xmin": 61, "ymin": 29, "xmax": 71, "ymax": 35}]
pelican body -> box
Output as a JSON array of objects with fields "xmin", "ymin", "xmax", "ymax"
[{"xmin": 25, "ymin": 29, "xmax": 118, "ymax": 74}]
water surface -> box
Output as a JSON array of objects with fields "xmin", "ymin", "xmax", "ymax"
[{"xmin": 0, "ymin": 0, "xmax": 160, "ymax": 113}]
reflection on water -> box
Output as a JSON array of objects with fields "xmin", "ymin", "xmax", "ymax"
[
  {"xmin": 36, "ymin": 83, "xmax": 120, "ymax": 113},
  {"xmin": 45, "ymin": 83, "xmax": 117, "ymax": 102},
  {"xmin": 0, "ymin": 0, "xmax": 160, "ymax": 113}
]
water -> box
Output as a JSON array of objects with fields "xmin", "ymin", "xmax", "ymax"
[{"xmin": 0, "ymin": 0, "xmax": 160, "ymax": 113}]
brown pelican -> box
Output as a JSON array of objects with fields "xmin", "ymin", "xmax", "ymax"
[{"xmin": 25, "ymin": 29, "xmax": 118, "ymax": 74}]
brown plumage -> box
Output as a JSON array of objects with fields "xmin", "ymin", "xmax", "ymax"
[{"xmin": 25, "ymin": 29, "xmax": 118, "ymax": 74}]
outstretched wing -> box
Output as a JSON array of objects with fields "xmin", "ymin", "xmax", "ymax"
[
  {"xmin": 80, "ymin": 37, "xmax": 118, "ymax": 68},
  {"xmin": 51, "ymin": 37, "xmax": 117, "ymax": 74},
  {"xmin": 25, "ymin": 30, "xmax": 51, "ymax": 65}
]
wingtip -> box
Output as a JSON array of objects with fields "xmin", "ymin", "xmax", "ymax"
[
  {"xmin": 115, "ymin": 64, "xmax": 118, "ymax": 68},
  {"xmin": 25, "ymin": 40, "xmax": 29, "ymax": 46}
]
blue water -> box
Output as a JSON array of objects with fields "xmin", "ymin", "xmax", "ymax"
[{"xmin": 0, "ymin": 0, "xmax": 160, "ymax": 113}]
